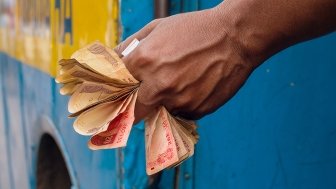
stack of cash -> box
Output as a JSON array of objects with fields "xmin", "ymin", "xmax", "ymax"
[{"xmin": 55, "ymin": 39, "xmax": 199, "ymax": 175}]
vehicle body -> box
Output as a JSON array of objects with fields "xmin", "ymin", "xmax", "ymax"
[{"xmin": 1, "ymin": 0, "xmax": 336, "ymax": 188}]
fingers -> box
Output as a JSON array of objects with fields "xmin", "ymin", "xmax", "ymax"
[
  {"xmin": 133, "ymin": 100, "xmax": 153, "ymax": 124},
  {"xmin": 117, "ymin": 19, "xmax": 163, "ymax": 122},
  {"xmin": 186, "ymin": 66, "xmax": 252, "ymax": 120},
  {"xmin": 121, "ymin": 40, "xmax": 143, "ymax": 80},
  {"xmin": 133, "ymin": 84, "xmax": 157, "ymax": 123},
  {"xmin": 114, "ymin": 19, "xmax": 161, "ymax": 56}
]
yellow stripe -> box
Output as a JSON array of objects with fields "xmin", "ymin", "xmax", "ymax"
[{"xmin": 0, "ymin": 0, "xmax": 119, "ymax": 77}]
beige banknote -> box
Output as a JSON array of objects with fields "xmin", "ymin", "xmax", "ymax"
[
  {"xmin": 68, "ymin": 81, "xmax": 134, "ymax": 113},
  {"xmin": 88, "ymin": 91, "xmax": 137, "ymax": 149},
  {"xmin": 56, "ymin": 39, "xmax": 199, "ymax": 176},
  {"xmin": 71, "ymin": 41, "xmax": 138, "ymax": 84},
  {"xmin": 145, "ymin": 107, "xmax": 179, "ymax": 175}
]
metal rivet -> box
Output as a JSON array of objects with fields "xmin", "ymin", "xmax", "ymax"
[{"xmin": 184, "ymin": 173, "xmax": 190, "ymax": 180}]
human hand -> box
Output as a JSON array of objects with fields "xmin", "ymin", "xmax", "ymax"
[
  {"xmin": 115, "ymin": 5, "xmax": 258, "ymax": 122},
  {"xmin": 114, "ymin": 0, "xmax": 336, "ymax": 123}
]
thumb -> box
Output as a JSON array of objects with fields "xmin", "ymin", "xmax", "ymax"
[{"xmin": 114, "ymin": 19, "xmax": 161, "ymax": 56}]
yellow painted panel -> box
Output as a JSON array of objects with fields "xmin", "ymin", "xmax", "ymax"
[
  {"xmin": 0, "ymin": 0, "xmax": 120, "ymax": 77},
  {"xmin": 51, "ymin": 0, "xmax": 119, "ymax": 76}
]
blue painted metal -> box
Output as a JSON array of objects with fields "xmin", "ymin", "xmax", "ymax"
[
  {"xmin": 1, "ymin": 0, "xmax": 336, "ymax": 189},
  {"xmin": 195, "ymin": 33, "xmax": 336, "ymax": 189},
  {"xmin": 120, "ymin": 0, "xmax": 154, "ymax": 40},
  {"xmin": 120, "ymin": 1, "xmax": 154, "ymax": 188},
  {"xmin": 0, "ymin": 54, "xmax": 122, "ymax": 189},
  {"xmin": 1, "ymin": 53, "xmax": 30, "ymax": 189},
  {"xmin": 120, "ymin": 1, "xmax": 336, "ymax": 189},
  {"xmin": 0, "ymin": 53, "xmax": 14, "ymax": 189},
  {"xmin": 181, "ymin": 1, "xmax": 336, "ymax": 189}
]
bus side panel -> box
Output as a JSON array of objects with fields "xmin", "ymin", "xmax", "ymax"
[
  {"xmin": 50, "ymin": 1, "xmax": 121, "ymax": 188},
  {"xmin": 1, "ymin": 54, "xmax": 30, "ymax": 189},
  {"xmin": 120, "ymin": 0, "xmax": 155, "ymax": 188},
  {"xmin": 195, "ymin": 33, "xmax": 336, "ymax": 189},
  {"xmin": 148, "ymin": 1, "xmax": 336, "ymax": 189},
  {"xmin": 2, "ymin": 0, "xmax": 124, "ymax": 188},
  {"xmin": 195, "ymin": 3, "xmax": 336, "ymax": 189},
  {"xmin": 0, "ymin": 53, "xmax": 12, "ymax": 189},
  {"xmin": 17, "ymin": 54, "xmax": 120, "ymax": 189},
  {"xmin": 54, "ymin": 82, "xmax": 120, "ymax": 189},
  {"xmin": 20, "ymin": 61, "xmax": 56, "ymax": 189}
]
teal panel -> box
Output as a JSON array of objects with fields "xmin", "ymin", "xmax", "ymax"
[
  {"xmin": 120, "ymin": 0, "xmax": 154, "ymax": 188},
  {"xmin": 1, "ymin": 0, "xmax": 334, "ymax": 189},
  {"xmin": 181, "ymin": 1, "xmax": 336, "ymax": 189},
  {"xmin": 1, "ymin": 53, "xmax": 30, "ymax": 189},
  {"xmin": 0, "ymin": 53, "xmax": 14, "ymax": 189},
  {"xmin": 1, "ymin": 54, "xmax": 121, "ymax": 189},
  {"xmin": 121, "ymin": 0, "xmax": 154, "ymax": 40},
  {"xmin": 120, "ymin": 0, "xmax": 336, "ymax": 189},
  {"xmin": 195, "ymin": 32, "xmax": 336, "ymax": 189}
]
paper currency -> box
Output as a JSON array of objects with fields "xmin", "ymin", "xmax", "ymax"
[{"xmin": 56, "ymin": 39, "xmax": 199, "ymax": 175}]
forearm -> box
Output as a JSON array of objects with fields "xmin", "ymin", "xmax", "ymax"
[
  {"xmin": 214, "ymin": 0, "xmax": 336, "ymax": 66},
  {"xmin": 120, "ymin": 0, "xmax": 335, "ymax": 119}
]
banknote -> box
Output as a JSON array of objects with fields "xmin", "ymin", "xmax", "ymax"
[
  {"xmin": 68, "ymin": 81, "xmax": 134, "ymax": 113},
  {"xmin": 56, "ymin": 39, "xmax": 199, "ymax": 175},
  {"xmin": 88, "ymin": 91, "xmax": 137, "ymax": 149},
  {"xmin": 145, "ymin": 107, "xmax": 179, "ymax": 175},
  {"xmin": 71, "ymin": 41, "xmax": 138, "ymax": 84}
]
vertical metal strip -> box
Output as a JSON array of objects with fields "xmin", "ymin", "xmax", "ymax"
[
  {"xmin": 119, "ymin": 0, "xmax": 154, "ymax": 188},
  {"xmin": 115, "ymin": 1, "xmax": 123, "ymax": 188},
  {"xmin": 154, "ymin": 0, "xmax": 169, "ymax": 18},
  {"xmin": 17, "ymin": 59, "xmax": 33, "ymax": 188},
  {"xmin": 0, "ymin": 55, "xmax": 15, "ymax": 189}
]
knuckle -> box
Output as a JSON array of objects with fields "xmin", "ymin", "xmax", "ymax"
[
  {"xmin": 138, "ymin": 95, "xmax": 153, "ymax": 107},
  {"xmin": 114, "ymin": 44, "xmax": 122, "ymax": 55},
  {"xmin": 156, "ymin": 78, "xmax": 174, "ymax": 94},
  {"xmin": 135, "ymin": 47, "xmax": 153, "ymax": 66},
  {"xmin": 160, "ymin": 71, "xmax": 183, "ymax": 93},
  {"xmin": 163, "ymin": 101, "xmax": 175, "ymax": 113},
  {"xmin": 138, "ymin": 82, "xmax": 161, "ymax": 107},
  {"xmin": 165, "ymin": 94, "xmax": 196, "ymax": 117},
  {"xmin": 174, "ymin": 96, "xmax": 192, "ymax": 110},
  {"xmin": 165, "ymin": 98, "xmax": 184, "ymax": 112},
  {"xmin": 141, "ymin": 19, "xmax": 161, "ymax": 32},
  {"xmin": 123, "ymin": 60, "xmax": 140, "ymax": 80},
  {"xmin": 150, "ymin": 18, "xmax": 161, "ymax": 25}
]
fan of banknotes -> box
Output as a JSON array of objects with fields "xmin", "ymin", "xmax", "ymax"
[{"xmin": 55, "ymin": 39, "xmax": 199, "ymax": 175}]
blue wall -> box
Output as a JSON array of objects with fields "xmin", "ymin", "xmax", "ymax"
[
  {"xmin": 196, "ymin": 33, "xmax": 336, "ymax": 189},
  {"xmin": 120, "ymin": 0, "xmax": 336, "ymax": 189}
]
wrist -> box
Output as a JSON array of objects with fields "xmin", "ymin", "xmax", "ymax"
[{"xmin": 212, "ymin": 0, "xmax": 284, "ymax": 68}]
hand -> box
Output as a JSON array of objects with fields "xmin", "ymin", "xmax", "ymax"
[
  {"xmin": 115, "ymin": 0, "xmax": 336, "ymax": 122},
  {"xmin": 115, "ymin": 6, "xmax": 256, "ymax": 122}
]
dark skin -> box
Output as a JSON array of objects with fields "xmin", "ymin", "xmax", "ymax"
[{"xmin": 115, "ymin": 0, "xmax": 336, "ymax": 122}]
